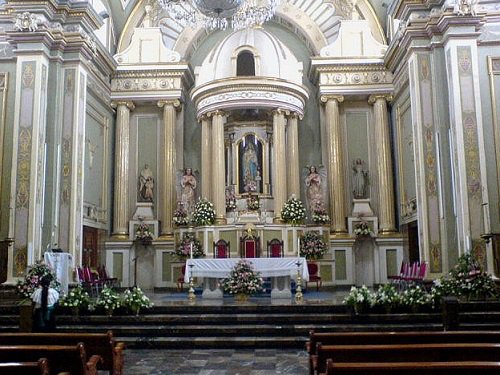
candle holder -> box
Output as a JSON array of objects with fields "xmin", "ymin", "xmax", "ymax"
[
  {"xmin": 188, "ymin": 264, "xmax": 196, "ymax": 302},
  {"xmin": 295, "ymin": 261, "xmax": 303, "ymax": 304}
]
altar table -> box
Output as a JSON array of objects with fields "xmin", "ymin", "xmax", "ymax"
[{"xmin": 184, "ymin": 257, "xmax": 309, "ymax": 299}]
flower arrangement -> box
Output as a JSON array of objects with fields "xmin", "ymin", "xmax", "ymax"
[
  {"xmin": 173, "ymin": 207, "xmax": 189, "ymax": 226},
  {"xmin": 247, "ymin": 194, "xmax": 260, "ymax": 211},
  {"xmin": 281, "ymin": 196, "xmax": 306, "ymax": 225},
  {"xmin": 135, "ymin": 222, "xmax": 153, "ymax": 244},
  {"xmin": 220, "ymin": 260, "xmax": 263, "ymax": 296},
  {"xmin": 300, "ymin": 231, "xmax": 328, "ymax": 260},
  {"xmin": 59, "ymin": 285, "xmax": 90, "ymax": 311},
  {"xmin": 192, "ymin": 198, "xmax": 216, "ymax": 226},
  {"xmin": 226, "ymin": 197, "xmax": 237, "ymax": 211},
  {"xmin": 175, "ymin": 232, "xmax": 204, "ymax": 259},
  {"xmin": 343, "ymin": 285, "xmax": 374, "ymax": 313},
  {"xmin": 373, "ymin": 283, "xmax": 400, "ymax": 312},
  {"xmin": 95, "ymin": 286, "xmax": 122, "ymax": 314},
  {"xmin": 354, "ymin": 221, "xmax": 370, "ymax": 237},
  {"xmin": 312, "ymin": 208, "xmax": 330, "ymax": 224},
  {"xmin": 16, "ymin": 260, "xmax": 61, "ymax": 299},
  {"xmin": 122, "ymin": 286, "xmax": 153, "ymax": 315},
  {"xmin": 400, "ymin": 284, "xmax": 433, "ymax": 310}
]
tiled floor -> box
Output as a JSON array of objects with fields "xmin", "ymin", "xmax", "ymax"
[{"xmin": 124, "ymin": 348, "xmax": 308, "ymax": 375}]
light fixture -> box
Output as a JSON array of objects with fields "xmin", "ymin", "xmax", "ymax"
[{"xmin": 157, "ymin": 0, "xmax": 280, "ymax": 31}]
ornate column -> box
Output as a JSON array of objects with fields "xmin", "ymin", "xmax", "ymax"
[
  {"xmin": 111, "ymin": 101, "xmax": 134, "ymax": 238},
  {"xmin": 200, "ymin": 115, "xmax": 212, "ymax": 201},
  {"xmin": 210, "ymin": 110, "xmax": 227, "ymax": 224},
  {"xmin": 287, "ymin": 112, "xmax": 300, "ymax": 198},
  {"xmin": 273, "ymin": 109, "xmax": 288, "ymax": 223},
  {"xmin": 321, "ymin": 95, "xmax": 347, "ymax": 234},
  {"xmin": 369, "ymin": 94, "xmax": 396, "ymax": 233},
  {"xmin": 158, "ymin": 100, "xmax": 181, "ymax": 237}
]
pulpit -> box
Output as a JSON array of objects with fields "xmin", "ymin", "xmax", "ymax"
[{"xmin": 240, "ymin": 235, "xmax": 260, "ymax": 258}]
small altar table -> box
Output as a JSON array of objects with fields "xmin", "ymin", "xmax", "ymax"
[{"xmin": 184, "ymin": 257, "xmax": 309, "ymax": 299}]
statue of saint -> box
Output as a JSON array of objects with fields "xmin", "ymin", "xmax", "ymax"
[
  {"xmin": 181, "ymin": 167, "xmax": 197, "ymax": 215},
  {"xmin": 242, "ymin": 141, "xmax": 259, "ymax": 192},
  {"xmin": 352, "ymin": 159, "xmax": 368, "ymax": 199},
  {"xmin": 139, "ymin": 164, "xmax": 154, "ymax": 202},
  {"xmin": 305, "ymin": 165, "xmax": 323, "ymax": 212}
]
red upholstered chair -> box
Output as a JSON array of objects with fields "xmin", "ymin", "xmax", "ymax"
[
  {"xmin": 214, "ymin": 239, "xmax": 230, "ymax": 258},
  {"xmin": 306, "ymin": 262, "xmax": 322, "ymax": 291},
  {"xmin": 240, "ymin": 236, "xmax": 260, "ymax": 258},
  {"xmin": 177, "ymin": 264, "xmax": 186, "ymax": 291},
  {"xmin": 267, "ymin": 239, "xmax": 284, "ymax": 258}
]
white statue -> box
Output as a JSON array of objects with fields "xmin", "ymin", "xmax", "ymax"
[
  {"xmin": 352, "ymin": 159, "xmax": 368, "ymax": 199},
  {"xmin": 454, "ymin": 0, "xmax": 478, "ymax": 16},
  {"xmin": 139, "ymin": 164, "xmax": 154, "ymax": 202}
]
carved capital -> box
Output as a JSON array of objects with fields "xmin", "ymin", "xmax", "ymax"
[
  {"xmin": 111, "ymin": 101, "xmax": 135, "ymax": 111},
  {"xmin": 206, "ymin": 109, "xmax": 227, "ymax": 118},
  {"xmin": 272, "ymin": 108, "xmax": 290, "ymax": 117},
  {"xmin": 368, "ymin": 94, "xmax": 393, "ymax": 105},
  {"xmin": 157, "ymin": 99, "xmax": 181, "ymax": 111},
  {"xmin": 320, "ymin": 95, "xmax": 344, "ymax": 104},
  {"xmin": 288, "ymin": 111, "xmax": 302, "ymax": 120}
]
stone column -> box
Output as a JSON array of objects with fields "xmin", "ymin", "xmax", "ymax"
[
  {"xmin": 111, "ymin": 101, "xmax": 135, "ymax": 238},
  {"xmin": 369, "ymin": 94, "xmax": 396, "ymax": 233},
  {"xmin": 287, "ymin": 112, "xmax": 300, "ymax": 198},
  {"xmin": 321, "ymin": 95, "xmax": 347, "ymax": 234},
  {"xmin": 200, "ymin": 115, "xmax": 211, "ymax": 201},
  {"xmin": 273, "ymin": 109, "xmax": 288, "ymax": 223},
  {"xmin": 211, "ymin": 110, "xmax": 227, "ymax": 225},
  {"xmin": 158, "ymin": 99, "xmax": 181, "ymax": 237}
]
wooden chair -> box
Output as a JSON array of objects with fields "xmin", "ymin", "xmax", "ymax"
[
  {"xmin": 306, "ymin": 262, "xmax": 322, "ymax": 291},
  {"xmin": 97, "ymin": 265, "xmax": 119, "ymax": 288},
  {"xmin": 177, "ymin": 264, "xmax": 186, "ymax": 291},
  {"xmin": 240, "ymin": 235, "xmax": 260, "ymax": 258},
  {"xmin": 213, "ymin": 239, "xmax": 230, "ymax": 258},
  {"xmin": 267, "ymin": 239, "xmax": 284, "ymax": 258}
]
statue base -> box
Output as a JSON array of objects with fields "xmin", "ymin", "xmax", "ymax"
[
  {"xmin": 133, "ymin": 202, "xmax": 155, "ymax": 220},
  {"xmin": 351, "ymin": 198, "xmax": 374, "ymax": 217}
]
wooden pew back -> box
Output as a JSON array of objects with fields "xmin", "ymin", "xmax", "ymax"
[
  {"xmin": 0, "ymin": 358, "xmax": 49, "ymax": 375},
  {"xmin": 0, "ymin": 331, "xmax": 123, "ymax": 375},
  {"xmin": 0, "ymin": 343, "xmax": 101, "ymax": 375}
]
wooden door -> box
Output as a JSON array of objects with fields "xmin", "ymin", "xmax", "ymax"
[{"xmin": 82, "ymin": 226, "xmax": 98, "ymax": 268}]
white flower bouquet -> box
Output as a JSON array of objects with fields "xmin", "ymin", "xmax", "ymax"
[
  {"xmin": 226, "ymin": 197, "xmax": 237, "ymax": 211},
  {"xmin": 343, "ymin": 285, "xmax": 375, "ymax": 313},
  {"xmin": 173, "ymin": 207, "xmax": 189, "ymax": 226},
  {"xmin": 281, "ymin": 196, "xmax": 306, "ymax": 225},
  {"xmin": 122, "ymin": 286, "xmax": 153, "ymax": 314},
  {"xmin": 192, "ymin": 198, "xmax": 216, "ymax": 226},
  {"xmin": 300, "ymin": 231, "xmax": 328, "ymax": 260},
  {"xmin": 354, "ymin": 221, "xmax": 370, "ymax": 237},
  {"xmin": 246, "ymin": 194, "xmax": 260, "ymax": 211},
  {"xmin": 312, "ymin": 208, "xmax": 330, "ymax": 224},
  {"xmin": 59, "ymin": 285, "xmax": 90, "ymax": 310},
  {"xmin": 175, "ymin": 232, "xmax": 204, "ymax": 259},
  {"xmin": 95, "ymin": 286, "xmax": 122, "ymax": 314},
  {"xmin": 220, "ymin": 260, "xmax": 263, "ymax": 296},
  {"xmin": 136, "ymin": 222, "xmax": 154, "ymax": 244}
]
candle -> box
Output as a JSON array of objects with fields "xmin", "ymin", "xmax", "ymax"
[
  {"xmin": 190, "ymin": 242, "xmax": 193, "ymax": 259},
  {"xmin": 297, "ymin": 237, "xmax": 300, "ymax": 258}
]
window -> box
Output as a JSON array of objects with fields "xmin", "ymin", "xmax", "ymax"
[{"xmin": 236, "ymin": 51, "xmax": 255, "ymax": 76}]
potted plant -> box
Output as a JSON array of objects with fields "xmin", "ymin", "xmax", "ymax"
[
  {"xmin": 95, "ymin": 286, "xmax": 122, "ymax": 316},
  {"xmin": 122, "ymin": 286, "xmax": 153, "ymax": 315},
  {"xmin": 59, "ymin": 285, "xmax": 90, "ymax": 315},
  {"xmin": 343, "ymin": 285, "xmax": 374, "ymax": 314},
  {"xmin": 192, "ymin": 198, "xmax": 216, "ymax": 226},
  {"xmin": 220, "ymin": 260, "xmax": 263, "ymax": 301},
  {"xmin": 281, "ymin": 196, "xmax": 306, "ymax": 225},
  {"xmin": 311, "ymin": 208, "xmax": 330, "ymax": 225},
  {"xmin": 353, "ymin": 221, "xmax": 371, "ymax": 237},
  {"xmin": 175, "ymin": 233, "xmax": 204, "ymax": 260},
  {"xmin": 135, "ymin": 222, "xmax": 154, "ymax": 245},
  {"xmin": 373, "ymin": 284, "xmax": 400, "ymax": 313},
  {"xmin": 300, "ymin": 231, "xmax": 327, "ymax": 261},
  {"xmin": 173, "ymin": 206, "xmax": 189, "ymax": 226}
]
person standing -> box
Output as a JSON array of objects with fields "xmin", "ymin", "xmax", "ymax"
[{"xmin": 32, "ymin": 275, "xmax": 59, "ymax": 332}]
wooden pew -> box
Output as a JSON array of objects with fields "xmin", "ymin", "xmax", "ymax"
[
  {"xmin": 0, "ymin": 331, "xmax": 124, "ymax": 375},
  {"xmin": 0, "ymin": 358, "xmax": 50, "ymax": 375},
  {"xmin": 308, "ymin": 331, "xmax": 500, "ymax": 375},
  {"xmin": 324, "ymin": 360, "xmax": 500, "ymax": 375},
  {"xmin": 0, "ymin": 343, "xmax": 102, "ymax": 375},
  {"xmin": 315, "ymin": 343, "xmax": 500, "ymax": 375}
]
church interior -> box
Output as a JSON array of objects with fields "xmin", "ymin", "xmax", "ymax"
[{"xmin": 1, "ymin": 0, "xmax": 500, "ymax": 373}]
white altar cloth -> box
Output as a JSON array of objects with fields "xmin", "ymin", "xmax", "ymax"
[
  {"xmin": 44, "ymin": 252, "xmax": 73, "ymax": 295},
  {"xmin": 184, "ymin": 257, "xmax": 309, "ymax": 283}
]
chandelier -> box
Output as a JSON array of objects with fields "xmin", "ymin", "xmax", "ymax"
[{"xmin": 157, "ymin": 0, "xmax": 280, "ymax": 30}]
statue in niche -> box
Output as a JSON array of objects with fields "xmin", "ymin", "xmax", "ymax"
[
  {"xmin": 352, "ymin": 158, "xmax": 369, "ymax": 199},
  {"xmin": 139, "ymin": 164, "xmax": 154, "ymax": 202},
  {"xmin": 180, "ymin": 167, "xmax": 197, "ymax": 216},
  {"xmin": 304, "ymin": 165, "xmax": 327, "ymax": 213}
]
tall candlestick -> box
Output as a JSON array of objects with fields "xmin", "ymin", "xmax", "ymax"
[
  {"xmin": 297, "ymin": 236, "xmax": 300, "ymax": 258},
  {"xmin": 190, "ymin": 242, "xmax": 193, "ymax": 259}
]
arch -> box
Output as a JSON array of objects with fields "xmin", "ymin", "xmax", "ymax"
[
  {"xmin": 236, "ymin": 51, "xmax": 255, "ymax": 76},
  {"xmin": 231, "ymin": 45, "xmax": 260, "ymax": 77}
]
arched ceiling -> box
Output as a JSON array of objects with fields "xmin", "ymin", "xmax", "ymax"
[{"xmin": 102, "ymin": 0, "xmax": 388, "ymax": 50}]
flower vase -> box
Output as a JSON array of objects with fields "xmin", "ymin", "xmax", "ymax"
[{"xmin": 235, "ymin": 293, "xmax": 249, "ymax": 302}]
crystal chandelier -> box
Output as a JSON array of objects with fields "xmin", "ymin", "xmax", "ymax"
[{"xmin": 157, "ymin": 0, "xmax": 280, "ymax": 31}]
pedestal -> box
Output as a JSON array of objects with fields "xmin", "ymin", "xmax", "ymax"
[
  {"xmin": 201, "ymin": 277, "xmax": 223, "ymax": 299},
  {"xmin": 132, "ymin": 202, "xmax": 155, "ymax": 220},
  {"xmin": 270, "ymin": 276, "xmax": 292, "ymax": 299}
]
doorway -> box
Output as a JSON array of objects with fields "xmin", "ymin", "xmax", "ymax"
[{"xmin": 82, "ymin": 226, "xmax": 99, "ymax": 268}]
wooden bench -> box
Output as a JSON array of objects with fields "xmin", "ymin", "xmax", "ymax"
[
  {"xmin": 308, "ymin": 330, "xmax": 500, "ymax": 375},
  {"xmin": 0, "ymin": 331, "xmax": 124, "ymax": 375},
  {"xmin": 0, "ymin": 343, "xmax": 101, "ymax": 375},
  {"xmin": 324, "ymin": 360, "xmax": 500, "ymax": 375},
  {"xmin": 0, "ymin": 358, "xmax": 50, "ymax": 375},
  {"xmin": 315, "ymin": 343, "xmax": 500, "ymax": 375}
]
